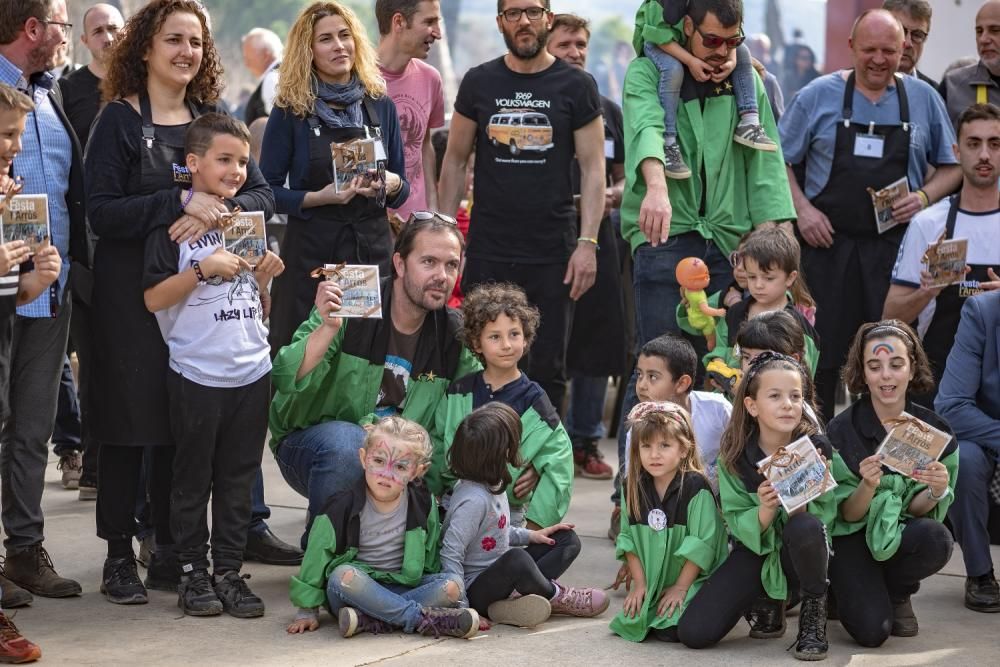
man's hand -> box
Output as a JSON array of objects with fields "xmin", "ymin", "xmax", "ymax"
[
  {"xmin": 564, "ymin": 244, "xmax": 597, "ymax": 301},
  {"xmin": 891, "ymin": 192, "xmax": 923, "ymax": 225},
  {"xmin": 639, "ymin": 184, "xmax": 671, "ymax": 247},
  {"xmin": 795, "ymin": 200, "xmax": 835, "ymax": 248}
]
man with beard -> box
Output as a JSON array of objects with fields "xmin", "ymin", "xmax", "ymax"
[
  {"xmin": 780, "ymin": 9, "xmax": 959, "ymax": 421},
  {"xmin": 883, "ymin": 0, "xmax": 937, "ymax": 88},
  {"xmin": 438, "ymin": 0, "xmax": 605, "ymax": 415},
  {"xmin": 377, "ymin": 0, "xmax": 446, "ymax": 219},
  {"xmin": 883, "ymin": 104, "xmax": 1000, "ymax": 402},
  {"xmin": 268, "ymin": 216, "xmax": 480, "ymax": 545},
  {"xmin": 0, "ymin": 0, "xmax": 88, "ymax": 603},
  {"xmin": 58, "ymin": 3, "xmax": 121, "ymax": 146},
  {"xmin": 942, "ymin": 1, "xmax": 1000, "ymax": 128}
]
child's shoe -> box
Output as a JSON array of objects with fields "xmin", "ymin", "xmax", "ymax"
[
  {"xmin": 733, "ymin": 122, "xmax": 778, "ymax": 152},
  {"xmin": 747, "ymin": 596, "xmax": 786, "ymax": 638},
  {"xmin": 487, "ymin": 593, "xmax": 551, "ymax": 628},
  {"xmin": 663, "ymin": 143, "xmax": 692, "ymax": 179},
  {"xmin": 338, "ymin": 607, "xmax": 391, "ymax": 638},
  {"xmin": 213, "ymin": 571, "xmax": 265, "ymax": 618},
  {"xmin": 792, "ymin": 592, "xmax": 828, "ymax": 661},
  {"xmin": 0, "ymin": 613, "xmax": 40, "ymax": 664},
  {"xmin": 549, "ymin": 583, "xmax": 609, "ymax": 617},
  {"xmin": 890, "ymin": 596, "xmax": 918, "ymax": 637},
  {"xmin": 100, "ymin": 556, "xmax": 148, "ymax": 605},
  {"xmin": 415, "ymin": 606, "xmax": 479, "ymax": 638},
  {"xmin": 177, "ymin": 569, "xmax": 223, "ymax": 616},
  {"xmin": 144, "ymin": 549, "xmax": 180, "ymax": 592}
]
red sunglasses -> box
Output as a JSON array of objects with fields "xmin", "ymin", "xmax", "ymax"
[{"xmin": 695, "ymin": 26, "xmax": 746, "ymax": 49}]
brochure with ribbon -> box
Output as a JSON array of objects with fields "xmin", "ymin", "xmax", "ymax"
[
  {"xmin": 757, "ymin": 435, "xmax": 837, "ymax": 513},
  {"xmin": 875, "ymin": 412, "xmax": 951, "ymax": 478},
  {"xmin": 310, "ymin": 264, "xmax": 382, "ymax": 319}
]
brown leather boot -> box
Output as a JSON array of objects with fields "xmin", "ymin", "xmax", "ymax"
[
  {"xmin": 3, "ymin": 545, "xmax": 81, "ymax": 598},
  {"xmin": 0, "ymin": 570, "xmax": 32, "ymax": 608}
]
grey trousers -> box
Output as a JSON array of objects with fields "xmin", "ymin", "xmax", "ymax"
[{"xmin": 1, "ymin": 298, "xmax": 71, "ymax": 550}]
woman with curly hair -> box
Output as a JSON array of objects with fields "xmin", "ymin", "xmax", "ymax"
[
  {"xmin": 262, "ymin": 1, "xmax": 409, "ymax": 353},
  {"xmin": 83, "ymin": 0, "xmax": 274, "ymax": 605}
]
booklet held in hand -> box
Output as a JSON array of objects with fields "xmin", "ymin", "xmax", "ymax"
[{"xmin": 757, "ymin": 435, "xmax": 837, "ymax": 513}]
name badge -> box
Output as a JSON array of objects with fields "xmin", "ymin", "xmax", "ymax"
[
  {"xmin": 854, "ymin": 134, "xmax": 884, "ymax": 159},
  {"xmin": 648, "ymin": 509, "xmax": 667, "ymax": 531},
  {"xmin": 374, "ymin": 138, "xmax": 387, "ymax": 163},
  {"xmin": 604, "ymin": 139, "xmax": 615, "ymax": 159}
]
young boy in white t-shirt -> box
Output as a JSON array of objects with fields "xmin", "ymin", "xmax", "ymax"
[{"xmin": 143, "ymin": 113, "xmax": 283, "ymax": 619}]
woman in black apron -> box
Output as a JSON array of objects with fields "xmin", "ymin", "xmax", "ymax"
[
  {"xmin": 83, "ymin": 0, "xmax": 274, "ymax": 604},
  {"xmin": 261, "ymin": 1, "xmax": 409, "ymax": 354}
]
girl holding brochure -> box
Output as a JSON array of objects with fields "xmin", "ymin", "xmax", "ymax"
[
  {"xmin": 677, "ymin": 352, "xmax": 836, "ymax": 661},
  {"xmin": 827, "ymin": 320, "xmax": 957, "ymax": 647}
]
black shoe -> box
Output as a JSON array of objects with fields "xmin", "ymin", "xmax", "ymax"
[
  {"xmin": 100, "ymin": 557, "xmax": 148, "ymax": 605},
  {"xmin": 890, "ymin": 596, "xmax": 918, "ymax": 636},
  {"xmin": 244, "ymin": 527, "xmax": 303, "ymax": 566},
  {"xmin": 0, "ymin": 571, "xmax": 32, "ymax": 608},
  {"xmin": 213, "ymin": 571, "xmax": 265, "ymax": 618},
  {"xmin": 746, "ymin": 596, "xmax": 786, "ymax": 638},
  {"xmin": 144, "ymin": 549, "xmax": 180, "ymax": 592},
  {"xmin": 791, "ymin": 593, "xmax": 828, "ymax": 661},
  {"xmin": 177, "ymin": 569, "xmax": 222, "ymax": 616},
  {"xmin": 965, "ymin": 571, "xmax": 1000, "ymax": 613}
]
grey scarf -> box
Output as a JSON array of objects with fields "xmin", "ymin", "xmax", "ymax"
[{"xmin": 313, "ymin": 74, "xmax": 364, "ymax": 129}]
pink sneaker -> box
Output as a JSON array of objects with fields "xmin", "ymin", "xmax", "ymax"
[{"xmin": 549, "ymin": 583, "xmax": 610, "ymax": 617}]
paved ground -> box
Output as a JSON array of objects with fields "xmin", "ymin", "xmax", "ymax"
[{"xmin": 17, "ymin": 438, "xmax": 1000, "ymax": 665}]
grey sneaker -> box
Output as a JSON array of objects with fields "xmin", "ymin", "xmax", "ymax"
[
  {"xmin": 213, "ymin": 571, "xmax": 265, "ymax": 618},
  {"xmin": 487, "ymin": 593, "xmax": 551, "ymax": 628},
  {"xmin": 733, "ymin": 122, "xmax": 778, "ymax": 151},
  {"xmin": 338, "ymin": 607, "xmax": 392, "ymax": 637},
  {"xmin": 663, "ymin": 142, "xmax": 692, "ymax": 179},
  {"xmin": 415, "ymin": 606, "xmax": 479, "ymax": 639}
]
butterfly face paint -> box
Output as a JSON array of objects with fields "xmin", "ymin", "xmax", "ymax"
[{"xmin": 363, "ymin": 439, "xmax": 419, "ymax": 487}]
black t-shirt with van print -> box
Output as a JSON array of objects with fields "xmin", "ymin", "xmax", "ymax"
[{"xmin": 454, "ymin": 56, "xmax": 602, "ymax": 263}]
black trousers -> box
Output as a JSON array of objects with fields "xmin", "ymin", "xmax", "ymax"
[
  {"xmin": 97, "ymin": 444, "xmax": 174, "ymax": 558},
  {"xmin": 462, "ymin": 259, "xmax": 573, "ymax": 412},
  {"xmin": 466, "ymin": 528, "xmax": 581, "ymax": 616},
  {"xmin": 829, "ymin": 518, "xmax": 953, "ymax": 648},
  {"xmin": 168, "ymin": 371, "xmax": 269, "ymax": 574},
  {"xmin": 679, "ymin": 513, "xmax": 829, "ymax": 649}
]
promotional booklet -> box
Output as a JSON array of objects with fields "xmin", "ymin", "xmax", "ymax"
[
  {"xmin": 757, "ymin": 435, "xmax": 837, "ymax": 513},
  {"xmin": 875, "ymin": 412, "xmax": 951, "ymax": 478},
  {"xmin": 223, "ymin": 210, "xmax": 267, "ymax": 267},
  {"xmin": 0, "ymin": 193, "xmax": 50, "ymax": 255},
  {"xmin": 310, "ymin": 263, "xmax": 382, "ymax": 318}
]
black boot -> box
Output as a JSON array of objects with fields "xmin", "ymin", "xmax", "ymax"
[
  {"xmin": 144, "ymin": 549, "xmax": 180, "ymax": 592},
  {"xmin": 965, "ymin": 570, "xmax": 1000, "ymax": 613},
  {"xmin": 746, "ymin": 596, "xmax": 786, "ymax": 638},
  {"xmin": 792, "ymin": 593, "xmax": 828, "ymax": 661}
]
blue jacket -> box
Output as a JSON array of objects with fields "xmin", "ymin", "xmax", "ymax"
[
  {"xmin": 260, "ymin": 95, "xmax": 409, "ymax": 219},
  {"xmin": 935, "ymin": 291, "xmax": 1000, "ymax": 454}
]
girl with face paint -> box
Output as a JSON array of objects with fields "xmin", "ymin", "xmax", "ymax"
[{"xmin": 826, "ymin": 320, "xmax": 957, "ymax": 646}]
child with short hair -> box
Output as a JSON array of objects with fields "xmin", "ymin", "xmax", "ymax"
[
  {"xmin": 430, "ymin": 283, "xmax": 574, "ymax": 530},
  {"xmin": 0, "ymin": 81, "xmax": 56, "ymax": 666},
  {"xmin": 142, "ymin": 113, "xmax": 284, "ymax": 617},
  {"xmin": 287, "ymin": 416, "xmax": 478, "ymax": 639},
  {"xmin": 678, "ymin": 353, "xmax": 838, "ymax": 660},
  {"xmin": 441, "ymin": 403, "xmax": 608, "ymax": 628},
  {"xmin": 611, "ymin": 402, "xmax": 727, "ymax": 643},
  {"xmin": 635, "ymin": 0, "xmax": 776, "ymax": 179}
]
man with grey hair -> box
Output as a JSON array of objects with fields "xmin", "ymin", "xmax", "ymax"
[
  {"xmin": 242, "ymin": 27, "xmax": 282, "ymax": 124},
  {"xmin": 883, "ymin": 0, "xmax": 937, "ymax": 88},
  {"xmin": 941, "ymin": 0, "xmax": 1000, "ymax": 128}
]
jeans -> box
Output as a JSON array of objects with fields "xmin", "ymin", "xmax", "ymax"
[
  {"xmin": 643, "ymin": 42, "xmax": 683, "ymax": 138},
  {"xmin": 949, "ymin": 439, "xmax": 998, "ymax": 577},
  {"xmin": 613, "ymin": 235, "xmax": 731, "ymax": 502},
  {"xmin": 51, "ymin": 355, "xmax": 81, "ymax": 457},
  {"xmin": 275, "ymin": 420, "xmax": 367, "ymax": 547},
  {"xmin": 566, "ymin": 376, "xmax": 608, "ymax": 446},
  {"xmin": 326, "ymin": 565, "xmax": 463, "ymax": 633},
  {"xmin": 732, "ymin": 43, "xmax": 757, "ymax": 115}
]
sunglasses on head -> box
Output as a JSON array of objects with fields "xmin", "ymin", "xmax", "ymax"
[
  {"xmin": 406, "ymin": 210, "xmax": 458, "ymax": 226},
  {"xmin": 695, "ymin": 26, "xmax": 746, "ymax": 49}
]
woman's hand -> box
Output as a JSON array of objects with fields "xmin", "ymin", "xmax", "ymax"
[
  {"xmin": 527, "ymin": 522, "xmax": 574, "ymax": 545},
  {"xmin": 623, "ymin": 583, "xmax": 647, "ymax": 619},
  {"xmin": 311, "ymin": 176, "xmax": 364, "ymax": 207},
  {"xmin": 657, "ymin": 583, "xmax": 689, "ymax": 618},
  {"xmin": 514, "ymin": 464, "xmax": 540, "ymax": 499},
  {"xmin": 286, "ymin": 617, "xmax": 319, "ymax": 634},
  {"xmin": 181, "ymin": 191, "xmax": 229, "ymax": 227},
  {"xmin": 169, "ymin": 214, "xmax": 213, "ymax": 243},
  {"xmin": 0, "ymin": 240, "xmax": 31, "ymax": 275},
  {"xmin": 912, "ymin": 460, "xmax": 950, "ymax": 498},
  {"xmin": 199, "ymin": 247, "xmax": 251, "ymax": 281},
  {"xmin": 859, "ymin": 454, "xmax": 884, "ymax": 490}
]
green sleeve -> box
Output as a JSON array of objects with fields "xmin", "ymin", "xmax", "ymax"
[
  {"xmin": 456, "ymin": 347, "xmax": 483, "ymax": 379},
  {"xmin": 718, "ymin": 464, "xmax": 777, "ymax": 556},
  {"xmin": 674, "ymin": 489, "xmax": 726, "ymax": 573},
  {"xmin": 803, "ymin": 333, "xmax": 819, "ymax": 377},
  {"xmin": 425, "ymin": 394, "xmax": 451, "ymax": 497},
  {"xmin": 271, "ymin": 309, "xmax": 346, "ymax": 395},
  {"xmin": 520, "ymin": 414, "xmax": 575, "ymax": 527},
  {"xmin": 633, "ymin": 1, "xmax": 684, "ymax": 54},
  {"xmin": 423, "ymin": 497, "xmax": 443, "ymax": 574},
  {"xmin": 744, "ymin": 71, "xmax": 796, "ymax": 225},
  {"xmin": 615, "ymin": 503, "xmax": 638, "ymax": 562},
  {"xmin": 289, "ymin": 515, "xmax": 337, "ymax": 610}
]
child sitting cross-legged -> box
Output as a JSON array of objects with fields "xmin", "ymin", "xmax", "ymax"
[{"xmin": 286, "ymin": 416, "xmax": 479, "ymax": 640}]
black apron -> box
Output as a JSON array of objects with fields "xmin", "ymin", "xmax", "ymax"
[
  {"xmin": 268, "ymin": 98, "xmax": 393, "ymax": 353},
  {"xmin": 90, "ymin": 93, "xmax": 200, "ymax": 447},
  {"xmin": 921, "ymin": 195, "xmax": 996, "ymax": 389},
  {"xmin": 803, "ymin": 72, "xmax": 911, "ymax": 371}
]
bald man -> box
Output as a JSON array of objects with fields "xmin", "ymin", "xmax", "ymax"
[
  {"xmin": 941, "ymin": 0, "xmax": 1000, "ymax": 128},
  {"xmin": 58, "ymin": 3, "xmax": 122, "ymax": 146},
  {"xmin": 779, "ymin": 9, "xmax": 960, "ymax": 419},
  {"xmin": 242, "ymin": 28, "xmax": 282, "ymax": 124}
]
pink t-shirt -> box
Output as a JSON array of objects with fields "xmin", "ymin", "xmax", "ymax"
[{"xmin": 380, "ymin": 58, "xmax": 446, "ymax": 220}]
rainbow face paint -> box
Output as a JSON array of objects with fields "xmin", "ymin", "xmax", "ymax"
[
  {"xmin": 871, "ymin": 342, "xmax": 895, "ymax": 357},
  {"xmin": 364, "ymin": 439, "xmax": 418, "ymax": 486}
]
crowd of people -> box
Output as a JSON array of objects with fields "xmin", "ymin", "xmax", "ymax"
[{"xmin": 0, "ymin": 0, "xmax": 997, "ymax": 662}]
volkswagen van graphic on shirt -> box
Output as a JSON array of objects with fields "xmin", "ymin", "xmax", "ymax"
[{"xmin": 487, "ymin": 109, "xmax": 554, "ymax": 155}]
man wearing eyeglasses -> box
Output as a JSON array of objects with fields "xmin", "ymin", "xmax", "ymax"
[
  {"xmin": 883, "ymin": 0, "xmax": 936, "ymax": 89},
  {"xmin": 941, "ymin": 1, "xmax": 1000, "ymax": 130},
  {"xmin": 0, "ymin": 0, "xmax": 88, "ymax": 603},
  {"xmin": 438, "ymin": 0, "xmax": 606, "ymax": 415},
  {"xmin": 779, "ymin": 9, "xmax": 959, "ymax": 421}
]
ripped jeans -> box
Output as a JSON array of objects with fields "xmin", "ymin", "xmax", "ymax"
[{"xmin": 326, "ymin": 564, "xmax": 464, "ymax": 632}]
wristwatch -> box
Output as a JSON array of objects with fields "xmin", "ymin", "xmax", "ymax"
[{"xmin": 926, "ymin": 486, "xmax": 951, "ymax": 502}]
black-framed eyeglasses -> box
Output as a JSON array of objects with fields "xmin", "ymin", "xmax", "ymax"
[
  {"xmin": 499, "ymin": 7, "xmax": 548, "ymax": 24},
  {"xmin": 41, "ymin": 20, "xmax": 73, "ymax": 37},
  {"xmin": 695, "ymin": 26, "xmax": 745, "ymax": 49},
  {"xmin": 902, "ymin": 27, "xmax": 928, "ymax": 45},
  {"xmin": 407, "ymin": 210, "xmax": 458, "ymax": 226}
]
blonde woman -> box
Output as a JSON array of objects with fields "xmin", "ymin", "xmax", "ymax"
[{"xmin": 262, "ymin": 1, "xmax": 408, "ymax": 352}]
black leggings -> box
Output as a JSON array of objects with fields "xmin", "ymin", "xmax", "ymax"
[
  {"xmin": 96, "ymin": 444, "xmax": 175, "ymax": 558},
  {"xmin": 679, "ymin": 512, "xmax": 829, "ymax": 649},
  {"xmin": 466, "ymin": 528, "xmax": 581, "ymax": 616},
  {"xmin": 829, "ymin": 518, "xmax": 953, "ymax": 648}
]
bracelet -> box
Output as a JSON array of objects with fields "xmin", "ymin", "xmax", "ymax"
[
  {"xmin": 181, "ymin": 188, "xmax": 195, "ymax": 209},
  {"xmin": 192, "ymin": 260, "xmax": 206, "ymax": 284},
  {"xmin": 926, "ymin": 486, "xmax": 950, "ymax": 502},
  {"xmin": 578, "ymin": 236, "xmax": 599, "ymax": 247},
  {"xmin": 915, "ymin": 189, "xmax": 929, "ymax": 209}
]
